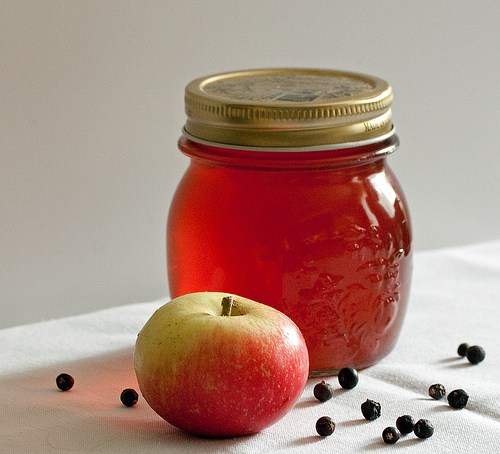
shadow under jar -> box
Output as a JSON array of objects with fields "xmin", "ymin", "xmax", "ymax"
[{"xmin": 167, "ymin": 68, "xmax": 412, "ymax": 376}]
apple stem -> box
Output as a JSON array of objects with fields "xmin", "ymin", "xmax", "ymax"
[{"xmin": 221, "ymin": 296, "xmax": 236, "ymax": 316}]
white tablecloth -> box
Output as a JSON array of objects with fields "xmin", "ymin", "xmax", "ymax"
[{"xmin": 2, "ymin": 241, "xmax": 500, "ymax": 453}]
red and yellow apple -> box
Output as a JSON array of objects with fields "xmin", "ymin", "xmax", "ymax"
[{"xmin": 134, "ymin": 292, "xmax": 309, "ymax": 437}]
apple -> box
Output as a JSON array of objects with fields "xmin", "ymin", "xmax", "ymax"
[{"xmin": 134, "ymin": 292, "xmax": 309, "ymax": 437}]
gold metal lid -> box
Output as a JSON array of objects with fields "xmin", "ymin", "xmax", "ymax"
[{"xmin": 184, "ymin": 68, "xmax": 394, "ymax": 148}]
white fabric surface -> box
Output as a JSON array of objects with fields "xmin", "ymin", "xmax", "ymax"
[{"xmin": 2, "ymin": 240, "xmax": 500, "ymax": 453}]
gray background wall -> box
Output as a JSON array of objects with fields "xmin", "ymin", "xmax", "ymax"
[{"xmin": 2, "ymin": 0, "xmax": 500, "ymax": 328}]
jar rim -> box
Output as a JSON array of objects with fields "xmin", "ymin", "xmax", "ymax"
[{"xmin": 181, "ymin": 126, "xmax": 396, "ymax": 153}]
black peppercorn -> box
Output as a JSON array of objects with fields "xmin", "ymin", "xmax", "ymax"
[
  {"xmin": 457, "ymin": 343, "xmax": 469, "ymax": 357},
  {"xmin": 466, "ymin": 345, "xmax": 485, "ymax": 364},
  {"xmin": 315, "ymin": 416, "xmax": 336, "ymax": 437},
  {"xmin": 396, "ymin": 414, "xmax": 415, "ymax": 435},
  {"xmin": 382, "ymin": 426, "xmax": 400, "ymax": 444},
  {"xmin": 447, "ymin": 389, "xmax": 469, "ymax": 409},
  {"xmin": 413, "ymin": 419, "xmax": 434, "ymax": 439},
  {"xmin": 338, "ymin": 367, "xmax": 359, "ymax": 389},
  {"xmin": 428, "ymin": 383, "xmax": 446, "ymax": 400},
  {"xmin": 120, "ymin": 388, "xmax": 139, "ymax": 407},
  {"xmin": 361, "ymin": 399, "xmax": 381, "ymax": 420},
  {"xmin": 56, "ymin": 373, "xmax": 74, "ymax": 391},
  {"xmin": 313, "ymin": 380, "xmax": 334, "ymax": 402}
]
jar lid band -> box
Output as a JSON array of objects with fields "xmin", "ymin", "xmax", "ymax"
[
  {"xmin": 183, "ymin": 68, "xmax": 395, "ymax": 148},
  {"xmin": 182, "ymin": 126, "xmax": 396, "ymax": 153}
]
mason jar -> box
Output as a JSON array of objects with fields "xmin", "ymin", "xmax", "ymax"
[{"xmin": 167, "ymin": 68, "xmax": 412, "ymax": 376}]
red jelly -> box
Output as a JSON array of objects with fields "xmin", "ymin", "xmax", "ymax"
[{"xmin": 167, "ymin": 69, "xmax": 412, "ymax": 375}]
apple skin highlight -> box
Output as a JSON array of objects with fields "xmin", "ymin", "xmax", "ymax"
[{"xmin": 134, "ymin": 292, "xmax": 309, "ymax": 437}]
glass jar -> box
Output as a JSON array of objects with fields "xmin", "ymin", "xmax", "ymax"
[{"xmin": 167, "ymin": 68, "xmax": 412, "ymax": 376}]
